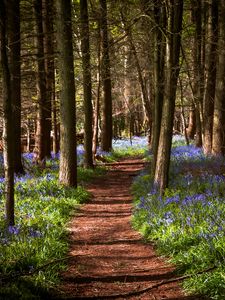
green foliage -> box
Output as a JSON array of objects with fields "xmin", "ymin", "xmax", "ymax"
[{"xmin": 78, "ymin": 165, "xmax": 106, "ymax": 182}]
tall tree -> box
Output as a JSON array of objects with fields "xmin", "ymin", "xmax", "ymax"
[
  {"xmin": 43, "ymin": 0, "xmax": 54, "ymax": 157},
  {"xmin": 56, "ymin": 0, "xmax": 77, "ymax": 186},
  {"xmin": 92, "ymin": 18, "xmax": 101, "ymax": 157},
  {"xmin": 0, "ymin": 0, "xmax": 15, "ymax": 225},
  {"xmin": 212, "ymin": 0, "xmax": 225, "ymax": 155},
  {"xmin": 202, "ymin": 0, "xmax": 218, "ymax": 154},
  {"xmin": 33, "ymin": 0, "xmax": 47, "ymax": 164},
  {"xmin": 191, "ymin": 0, "xmax": 204, "ymax": 148},
  {"xmin": 80, "ymin": 0, "xmax": 93, "ymax": 168},
  {"xmin": 154, "ymin": 0, "xmax": 183, "ymax": 193},
  {"xmin": 99, "ymin": 0, "xmax": 113, "ymax": 152},
  {"xmin": 7, "ymin": 0, "xmax": 24, "ymax": 174},
  {"xmin": 148, "ymin": 0, "xmax": 166, "ymax": 173}
]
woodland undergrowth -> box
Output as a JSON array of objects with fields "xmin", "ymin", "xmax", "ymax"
[{"xmin": 132, "ymin": 136, "xmax": 225, "ymax": 300}]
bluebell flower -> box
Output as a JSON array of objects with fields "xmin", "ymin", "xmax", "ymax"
[
  {"xmin": 29, "ymin": 227, "xmax": 43, "ymax": 238},
  {"xmin": 165, "ymin": 194, "xmax": 180, "ymax": 205},
  {"xmin": 8, "ymin": 225, "xmax": 20, "ymax": 235}
]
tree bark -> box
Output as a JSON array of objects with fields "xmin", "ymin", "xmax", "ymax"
[
  {"xmin": 80, "ymin": 0, "xmax": 93, "ymax": 168},
  {"xmin": 191, "ymin": 0, "xmax": 204, "ymax": 148},
  {"xmin": 186, "ymin": 104, "xmax": 196, "ymax": 140},
  {"xmin": 43, "ymin": 0, "xmax": 55, "ymax": 157},
  {"xmin": 154, "ymin": 0, "xmax": 183, "ymax": 193},
  {"xmin": 151, "ymin": 0, "xmax": 166, "ymax": 174},
  {"xmin": 92, "ymin": 22, "xmax": 101, "ymax": 157},
  {"xmin": 100, "ymin": 0, "xmax": 113, "ymax": 152},
  {"xmin": 7, "ymin": 0, "xmax": 24, "ymax": 174},
  {"xmin": 0, "ymin": 0, "xmax": 15, "ymax": 225},
  {"xmin": 56, "ymin": 0, "xmax": 77, "ymax": 187},
  {"xmin": 202, "ymin": 0, "xmax": 218, "ymax": 154},
  {"xmin": 212, "ymin": 0, "xmax": 225, "ymax": 155},
  {"xmin": 33, "ymin": 0, "xmax": 47, "ymax": 164}
]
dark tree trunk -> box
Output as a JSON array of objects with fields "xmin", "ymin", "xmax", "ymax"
[
  {"xmin": 100, "ymin": 0, "xmax": 113, "ymax": 152},
  {"xmin": 203, "ymin": 0, "xmax": 218, "ymax": 154},
  {"xmin": 212, "ymin": 0, "xmax": 225, "ymax": 155},
  {"xmin": 186, "ymin": 104, "xmax": 196, "ymax": 140},
  {"xmin": 92, "ymin": 23, "xmax": 101, "ymax": 157},
  {"xmin": 154, "ymin": 0, "xmax": 183, "ymax": 193},
  {"xmin": 56, "ymin": 0, "xmax": 77, "ymax": 187},
  {"xmin": 0, "ymin": 0, "xmax": 15, "ymax": 225},
  {"xmin": 33, "ymin": 0, "xmax": 47, "ymax": 165},
  {"xmin": 80, "ymin": 0, "xmax": 93, "ymax": 168},
  {"xmin": 151, "ymin": 0, "xmax": 166, "ymax": 174},
  {"xmin": 7, "ymin": 0, "xmax": 24, "ymax": 174},
  {"xmin": 191, "ymin": 0, "xmax": 204, "ymax": 148},
  {"xmin": 43, "ymin": 0, "xmax": 54, "ymax": 157}
]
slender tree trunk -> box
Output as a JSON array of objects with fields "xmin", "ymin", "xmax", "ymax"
[
  {"xmin": 56, "ymin": 0, "xmax": 77, "ymax": 187},
  {"xmin": 151, "ymin": 1, "xmax": 166, "ymax": 174},
  {"xmin": 7, "ymin": 0, "xmax": 24, "ymax": 174},
  {"xmin": 154, "ymin": 0, "xmax": 183, "ymax": 193},
  {"xmin": 80, "ymin": 0, "xmax": 93, "ymax": 168},
  {"xmin": 0, "ymin": 0, "xmax": 15, "ymax": 225},
  {"xmin": 100, "ymin": 0, "xmax": 113, "ymax": 152},
  {"xmin": 43, "ymin": 0, "xmax": 54, "ymax": 157},
  {"xmin": 191, "ymin": 0, "xmax": 204, "ymax": 148},
  {"xmin": 33, "ymin": 0, "xmax": 47, "ymax": 165},
  {"xmin": 179, "ymin": 77, "xmax": 189, "ymax": 145},
  {"xmin": 92, "ymin": 71, "xmax": 101, "ymax": 156},
  {"xmin": 212, "ymin": 0, "xmax": 225, "ymax": 155},
  {"xmin": 92, "ymin": 23, "xmax": 101, "ymax": 157},
  {"xmin": 202, "ymin": 0, "xmax": 218, "ymax": 154},
  {"xmin": 186, "ymin": 104, "xmax": 196, "ymax": 140}
]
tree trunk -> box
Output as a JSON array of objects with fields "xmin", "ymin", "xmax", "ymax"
[
  {"xmin": 92, "ymin": 23, "xmax": 101, "ymax": 157},
  {"xmin": 33, "ymin": 0, "xmax": 47, "ymax": 165},
  {"xmin": 80, "ymin": 0, "xmax": 93, "ymax": 168},
  {"xmin": 202, "ymin": 0, "xmax": 218, "ymax": 154},
  {"xmin": 100, "ymin": 0, "xmax": 113, "ymax": 152},
  {"xmin": 154, "ymin": 0, "xmax": 183, "ymax": 193},
  {"xmin": 191, "ymin": 0, "xmax": 204, "ymax": 148},
  {"xmin": 212, "ymin": 0, "xmax": 225, "ymax": 155},
  {"xmin": 151, "ymin": 0, "xmax": 166, "ymax": 174},
  {"xmin": 56, "ymin": 0, "xmax": 77, "ymax": 187},
  {"xmin": 7, "ymin": 0, "xmax": 24, "ymax": 174},
  {"xmin": 43, "ymin": 0, "xmax": 54, "ymax": 157},
  {"xmin": 0, "ymin": 0, "xmax": 15, "ymax": 226},
  {"xmin": 186, "ymin": 104, "xmax": 196, "ymax": 140},
  {"xmin": 92, "ymin": 71, "xmax": 101, "ymax": 157}
]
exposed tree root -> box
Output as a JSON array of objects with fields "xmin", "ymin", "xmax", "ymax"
[{"xmin": 62, "ymin": 266, "xmax": 216, "ymax": 299}]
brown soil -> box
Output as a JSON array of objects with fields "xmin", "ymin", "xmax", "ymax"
[{"xmin": 52, "ymin": 157, "xmax": 208, "ymax": 300}]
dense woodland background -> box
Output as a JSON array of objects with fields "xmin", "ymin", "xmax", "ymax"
[{"xmin": 1, "ymin": 0, "xmax": 225, "ymax": 225}]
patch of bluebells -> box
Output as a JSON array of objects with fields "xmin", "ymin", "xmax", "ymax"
[
  {"xmin": 171, "ymin": 144, "xmax": 204, "ymax": 159},
  {"xmin": 134, "ymin": 141, "xmax": 225, "ymax": 268},
  {"xmin": 113, "ymin": 136, "xmax": 148, "ymax": 150},
  {"xmin": 0, "ymin": 224, "xmax": 44, "ymax": 246}
]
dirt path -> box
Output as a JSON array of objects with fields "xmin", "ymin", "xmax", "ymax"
[{"xmin": 53, "ymin": 158, "xmax": 207, "ymax": 300}]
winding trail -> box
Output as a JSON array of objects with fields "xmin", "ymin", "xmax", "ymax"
[{"xmin": 54, "ymin": 158, "xmax": 207, "ymax": 300}]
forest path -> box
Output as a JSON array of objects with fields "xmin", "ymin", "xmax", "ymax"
[{"xmin": 53, "ymin": 157, "xmax": 206, "ymax": 300}]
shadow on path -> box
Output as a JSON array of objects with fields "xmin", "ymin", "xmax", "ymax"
[{"xmin": 50, "ymin": 158, "xmax": 208, "ymax": 300}]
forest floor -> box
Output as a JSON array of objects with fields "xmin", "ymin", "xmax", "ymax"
[{"xmin": 51, "ymin": 157, "xmax": 208, "ymax": 300}]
